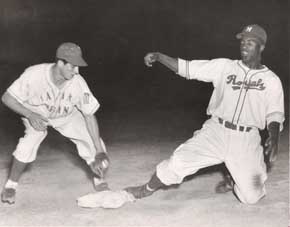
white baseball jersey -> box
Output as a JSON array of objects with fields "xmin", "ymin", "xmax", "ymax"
[
  {"xmin": 7, "ymin": 63, "xmax": 101, "ymax": 164},
  {"xmin": 7, "ymin": 63, "xmax": 100, "ymax": 119},
  {"xmin": 178, "ymin": 58, "xmax": 285, "ymax": 130},
  {"xmin": 155, "ymin": 58, "xmax": 285, "ymax": 204}
]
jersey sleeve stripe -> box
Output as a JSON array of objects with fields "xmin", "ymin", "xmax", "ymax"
[
  {"xmin": 6, "ymin": 89, "xmax": 25, "ymax": 105},
  {"xmin": 186, "ymin": 60, "xmax": 189, "ymax": 79}
]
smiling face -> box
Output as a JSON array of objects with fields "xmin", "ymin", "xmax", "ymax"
[{"xmin": 240, "ymin": 37, "xmax": 265, "ymax": 68}]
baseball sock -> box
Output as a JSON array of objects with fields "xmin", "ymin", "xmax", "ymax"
[
  {"xmin": 145, "ymin": 184, "xmax": 155, "ymax": 191},
  {"xmin": 9, "ymin": 158, "xmax": 27, "ymax": 182},
  {"xmin": 4, "ymin": 179, "xmax": 18, "ymax": 189},
  {"xmin": 147, "ymin": 172, "xmax": 165, "ymax": 191}
]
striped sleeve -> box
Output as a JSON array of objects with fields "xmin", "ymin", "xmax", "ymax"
[{"xmin": 177, "ymin": 58, "xmax": 230, "ymax": 85}]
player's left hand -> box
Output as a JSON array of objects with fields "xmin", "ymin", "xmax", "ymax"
[{"xmin": 90, "ymin": 152, "xmax": 110, "ymax": 179}]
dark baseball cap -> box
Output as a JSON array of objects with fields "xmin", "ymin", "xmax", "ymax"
[
  {"xmin": 56, "ymin": 42, "xmax": 88, "ymax": 67},
  {"xmin": 236, "ymin": 24, "xmax": 267, "ymax": 45}
]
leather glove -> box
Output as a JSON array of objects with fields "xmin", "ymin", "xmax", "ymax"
[{"xmin": 89, "ymin": 152, "xmax": 109, "ymax": 179}]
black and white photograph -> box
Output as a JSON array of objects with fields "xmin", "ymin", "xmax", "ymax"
[{"xmin": 0, "ymin": 0, "xmax": 288, "ymax": 226}]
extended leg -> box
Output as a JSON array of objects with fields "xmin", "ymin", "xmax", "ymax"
[
  {"xmin": 124, "ymin": 172, "xmax": 165, "ymax": 199},
  {"xmin": 125, "ymin": 119, "xmax": 225, "ymax": 200}
]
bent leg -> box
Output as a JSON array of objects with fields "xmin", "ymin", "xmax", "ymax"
[
  {"xmin": 2, "ymin": 118, "xmax": 47, "ymax": 204},
  {"xmin": 13, "ymin": 118, "xmax": 48, "ymax": 163},
  {"xmin": 53, "ymin": 111, "xmax": 102, "ymax": 165},
  {"xmin": 226, "ymin": 130, "xmax": 267, "ymax": 204},
  {"xmin": 52, "ymin": 111, "xmax": 108, "ymax": 189}
]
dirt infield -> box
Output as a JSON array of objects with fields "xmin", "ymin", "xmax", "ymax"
[{"xmin": 0, "ymin": 110, "xmax": 288, "ymax": 227}]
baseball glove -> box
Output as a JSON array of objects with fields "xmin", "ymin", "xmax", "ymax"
[{"xmin": 90, "ymin": 152, "xmax": 110, "ymax": 179}]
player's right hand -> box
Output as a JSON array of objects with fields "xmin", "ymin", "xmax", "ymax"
[
  {"xmin": 90, "ymin": 152, "xmax": 110, "ymax": 179},
  {"xmin": 144, "ymin": 53, "xmax": 158, "ymax": 67},
  {"xmin": 27, "ymin": 112, "xmax": 48, "ymax": 131}
]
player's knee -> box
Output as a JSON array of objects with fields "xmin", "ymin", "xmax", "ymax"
[
  {"xmin": 13, "ymin": 152, "xmax": 36, "ymax": 163},
  {"xmin": 240, "ymin": 190, "xmax": 265, "ymax": 204},
  {"xmin": 241, "ymin": 195, "xmax": 264, "ymax": 204}
]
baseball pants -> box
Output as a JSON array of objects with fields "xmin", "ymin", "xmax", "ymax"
[
  {"xmin": 156, "ymin": 117, "xmax": 267, "ymax": 204},
  {"xmin": 13, "ymin": 111, "xmax": 103, "ymax": 165}
]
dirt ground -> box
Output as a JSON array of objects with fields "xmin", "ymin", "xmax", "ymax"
[{"xmin": 0, "ymin": 109, "xmax": 288, "ymax": 227}]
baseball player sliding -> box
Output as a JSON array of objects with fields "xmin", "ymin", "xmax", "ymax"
[
  {"xmin": 1, "ymin": 42, "xmax": 109, "ymax": 204},
  {"xmin": 125, "ymin": 24, "xmax": 285, "ymax": 204}
]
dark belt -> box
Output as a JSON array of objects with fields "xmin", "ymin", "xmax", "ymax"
[{"xmin": 218, "ymin": 118, "xmax": 252, "ymax": 132}]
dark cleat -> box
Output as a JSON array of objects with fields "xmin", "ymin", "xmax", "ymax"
[
  {"xmin": 215, "ymin": 180, "xmax": 234, "ymax": 194},
  {"xmin": 124, "ymin": 184, "xmax": 154, "ymax": 199},
  {"xmin": 1, "ymin": 188, "xmax": 16, "ymax": 204},
  {"xmin": 93, "ymin": 177, "xmax": 110, "ymax": 191}
]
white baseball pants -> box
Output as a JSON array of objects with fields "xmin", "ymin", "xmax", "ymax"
[
  {"xmin": 156, "ymin": 117, "xmax": 267, "ymax": 204},
  {"xmin": 13, "ymin": 111, "xmax": 104, "ymax": 165}
]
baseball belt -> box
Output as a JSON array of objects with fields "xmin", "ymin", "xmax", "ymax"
[{"xmin": 218, "ymin": 118, "xmax": 252, "ymax": 132}]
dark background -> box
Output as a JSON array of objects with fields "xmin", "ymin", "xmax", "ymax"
[
  {"xmin": 0, "ymin": 0, "xmax": 288, "ymax": 123},
  {"xmin": 0, "ymin": 3, "xmax": 288, "ymax": 225}
]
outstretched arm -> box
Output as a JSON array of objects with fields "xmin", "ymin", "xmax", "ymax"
[{"xmin": 144, "ymin": 52, "xmax": 178, "ymax": 73}]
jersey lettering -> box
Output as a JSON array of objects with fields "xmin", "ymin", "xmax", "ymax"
[
  {"xmin": 41, "ymin": 91, "xmax": 74, "ymax": 117},
  {"xmin": 83, "ymin": 92, "xmax": 90, "ymax": 104},
  {"xmin": 226, "ymin": 75, "xmax": 265, "ymax": 91},
  {"xmin": 63, "ymin": 106, "xmax": 70, "ymax": 114}
]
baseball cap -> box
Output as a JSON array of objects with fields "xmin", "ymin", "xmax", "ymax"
[
  {"xmin": 236, "ymin": 24, "xmax": 267, "ymax": 45},
  {"xmin": 56, "ymin": 42, "xmax": 88, "ymax": 67}
]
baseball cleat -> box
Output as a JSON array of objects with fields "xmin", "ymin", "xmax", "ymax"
[
  {"xmin": 93, "ymin": 177, "xmax": 110, "ymax": 191},
  {"xmin": 124, "ymin": 184, "xmax": 154, "ymax": 199},
  {"xmin": 215, "ymin": 180, "xmax": 234, "ymax": 194},
  {"xmin": 1, "ymin": 188, "xmax": 16, "ymax": 204}
]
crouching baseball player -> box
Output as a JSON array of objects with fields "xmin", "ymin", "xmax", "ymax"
[
  {"xmin": 125, "ymin": 24, "xmax": 285, "ymax": 204},
  {"xmin": 1, "ymin": 42, "xmax": 109, "ymax": 204}
]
